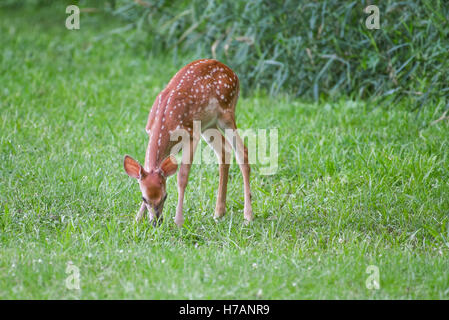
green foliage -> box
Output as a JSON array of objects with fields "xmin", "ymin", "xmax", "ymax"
[
  {"xmin": 5, "ymin": 1, "xmax": 448, "ymax": 108},
  {"xmin": 104, "ymin": 0, "xmax": 449, "ymax": 108}
]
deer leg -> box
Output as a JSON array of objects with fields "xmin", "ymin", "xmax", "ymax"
[
  {"xmin": 135, "ymin": 201, "xmax": 147, "ymax": 222},
  {"xmin": 218, "ymin": 115, "xmax": 254, "ymax": 222},
  {"xmin": 202, "ymin": 131, "xmax": 231, "ymax": 219},
  {"xmin": 174, "ymin": 135, "xmax": 199, "ymax": 227}
]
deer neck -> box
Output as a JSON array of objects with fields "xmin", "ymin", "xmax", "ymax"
[{"xmin": 144, "ymin": 123, "xmax": 173, "ymax": 172}]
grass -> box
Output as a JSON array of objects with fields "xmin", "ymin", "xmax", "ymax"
[{"xmin": 1, "ymin": 6, "xmax": 449, "ymax": 299}]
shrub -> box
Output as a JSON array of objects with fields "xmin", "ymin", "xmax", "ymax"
[{"xmin": 5, "ymin": 0, "xmax": 449, "ymax": 109}]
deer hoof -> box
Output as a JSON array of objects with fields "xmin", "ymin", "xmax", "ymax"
[{"xmin": 174, "ymin": 216, "xmax": 184, "ymax": 228}]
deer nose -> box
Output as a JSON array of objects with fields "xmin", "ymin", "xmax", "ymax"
[
  {"xmin": 152, "ymin": 216, "xmax": 163, "ymax": 227},
  {"xmin": 152, "ymin": 209, "xmax": 163, "ymax": 227}
]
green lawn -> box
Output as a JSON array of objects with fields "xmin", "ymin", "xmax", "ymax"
[{"xmin": 0, "ymin": 6, "xmax": 448, "ymax": 299}]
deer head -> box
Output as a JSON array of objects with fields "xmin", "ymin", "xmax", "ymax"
[{"xmin": 123, "ymin": 155, "xmax": 177, "ymax": 225}]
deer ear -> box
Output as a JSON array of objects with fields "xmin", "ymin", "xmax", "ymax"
[
  {"xmin": 123, "ymin": 155, "xmax": 144, "ymax": 179},
  {"xmin": 160, "ymin": 155, "xmax": 178, "ymax": 177}
]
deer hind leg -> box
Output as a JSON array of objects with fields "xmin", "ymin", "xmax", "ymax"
[
  {"xmin": 202, "ymin": 129, "xmax": 232, "ymax": 219},
  {"xmin": 217, "ymin": 113, "xmax": 254, "ymax": 222},
  {"xmin": 175, "ymin": 134, "xmax": 200, "ymax": 227}
]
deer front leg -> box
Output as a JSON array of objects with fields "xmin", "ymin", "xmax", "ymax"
[
  {"xmin": 135, "ymin": 201, "xmax": 147, "ymax": 222},
  {"xmin": 174, "ymin": 135, "xmax": 199, "ymax": 227},
  {"xmin": 175, "ymin": 162, "xmax": 191, "ymax": 227}
]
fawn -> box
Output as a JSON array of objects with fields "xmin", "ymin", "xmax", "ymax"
[{"xmin": 123, "ymin": 59, "xmax": 253, "ymax": 227}]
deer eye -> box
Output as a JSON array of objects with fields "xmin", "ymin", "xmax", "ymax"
[{"xmin": 142, "ymin": 197, "xmax": 148, "ymax": 204}]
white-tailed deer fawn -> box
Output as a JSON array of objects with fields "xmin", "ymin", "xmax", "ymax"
[{"xmin": 123, "ymin": 59, "xmax": 253, "ymax": 227}]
